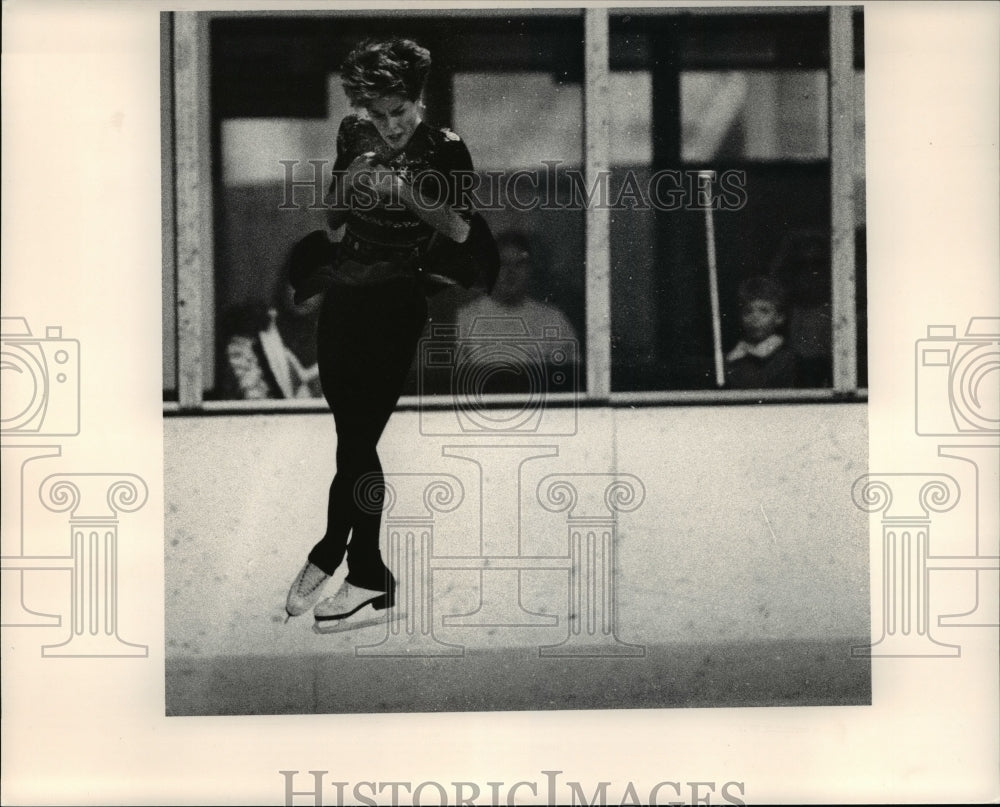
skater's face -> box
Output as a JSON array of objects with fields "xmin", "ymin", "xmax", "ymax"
[
  {"xmin": 366, "ymin": 94, "xmax": 421, "ymax": 152},
  {"xmin": 740, "ymin": 298, "xmax": 784, "ymax": 344}
]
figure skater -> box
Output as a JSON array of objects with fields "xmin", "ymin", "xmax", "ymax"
[{"xmin": 284, "ymin": 38, "xmax": 487, "ymax": 629}]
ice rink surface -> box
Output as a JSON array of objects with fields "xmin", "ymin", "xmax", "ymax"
[{"xmin": 166, "ymin": 404, "xmax": 870, "ymax": 715}]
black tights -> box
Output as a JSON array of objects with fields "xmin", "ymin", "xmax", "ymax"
[{"xmin": 307, "ymin": 278, "xmax": 427, "ymax": 592}]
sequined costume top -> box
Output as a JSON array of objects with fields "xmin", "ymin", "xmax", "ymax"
[{"xmin": 327, "ymin": 114, "xmax": 474, "ymax": 286}]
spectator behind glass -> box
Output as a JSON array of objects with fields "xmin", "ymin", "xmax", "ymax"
[
  {"xmin": 724, "ymin": 275, "xmax": 799, "ymax": 389},
  {"xmin": 770, "ymin": 229, "xmax": 832, "ymax": 387},
  {"xmin": 455, "ymin": 231, "xmax": 578, "ymax": 344},
  {"xmin": 219, "ymin": 267, "xmax": 322, "ymax": 400}
]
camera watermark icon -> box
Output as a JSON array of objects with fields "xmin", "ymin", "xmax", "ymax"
[
  {"xmin": 1, "ymin": 315, "xmax": 81, "ymax": 635},
  {"xmin": 915, "ymin": 317, "xmax": 999, "ymax": 436},
  {"xmin": 1, "ymin": 317, "xmax": 80, "ymax": 436},
  {"xmin": 418, "ymin": 317, "xmax": 578, "ymax": 436}
]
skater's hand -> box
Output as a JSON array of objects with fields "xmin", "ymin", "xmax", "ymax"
[
  {"xmin": 327, "ymin": 155, "xmax": 377, "ymax": 215},
  {"xmin": 344, "ymin": 154, "xmax": 376, "ymax": 193},
  {"xmin": 347, "ymin": 155, "xmax": 404, "ymax": 205}
]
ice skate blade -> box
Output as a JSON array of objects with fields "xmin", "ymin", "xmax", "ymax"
[{"xmin": 312, "ymin": 605, "xmax": 405, "ymax": 634}]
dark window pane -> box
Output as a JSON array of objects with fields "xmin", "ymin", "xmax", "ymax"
[{"xmin": 609, "ymin": 9, "xmax": 865, "ymax": 393}]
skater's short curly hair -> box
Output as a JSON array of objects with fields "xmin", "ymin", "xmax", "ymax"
[{"xmin": 340, "ymin": 38, "xmax": 431, "ymax": 108}]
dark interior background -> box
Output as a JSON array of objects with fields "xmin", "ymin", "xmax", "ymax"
[{"xmin": 202, "ymin": 9, "xmax": 866, "ymax": 398}]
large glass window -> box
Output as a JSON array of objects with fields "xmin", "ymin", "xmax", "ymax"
[
  {"xmin": 212, "ymin": 76, "xmax": 348, "ymax": 402},
  {"xmin": 164, "ymin": 7, "xmax": 866, "ymax": 409},
  {"xmin": 444, "ymin": 71, "xmax": 586, "ymax": 395},
  {"xmin": 608, "ymin": 9, "xmax": 866, "ymax": 393},
  {"xmin": 189, "ymin": 12, "xmax": 584, "ymax": 403},
  {"xmin": 681, "ymin": 71, "xmax": 829, "ymax": 162}
]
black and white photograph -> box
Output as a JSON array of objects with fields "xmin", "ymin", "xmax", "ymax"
[{"xmin": 162, "ymin": 7, "xmax": 871, "ymax": 716}]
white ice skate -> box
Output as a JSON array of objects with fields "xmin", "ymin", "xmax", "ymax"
[
  {"xmin": 285, "ymin": 561, "xmax": 330, "ymax": 620},
  {"xmin": 312, "ymin": 581, "xmax": 396, "ymax": 634}
]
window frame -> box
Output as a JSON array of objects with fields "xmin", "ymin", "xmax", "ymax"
[{"xmin": 164, "ymin": 6, "xmax": 866, "ymax": 415}]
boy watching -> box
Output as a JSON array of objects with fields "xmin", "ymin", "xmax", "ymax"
[{"xmin": 725, "ymin": 276, "xmax": 799, "ymax": 389}]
